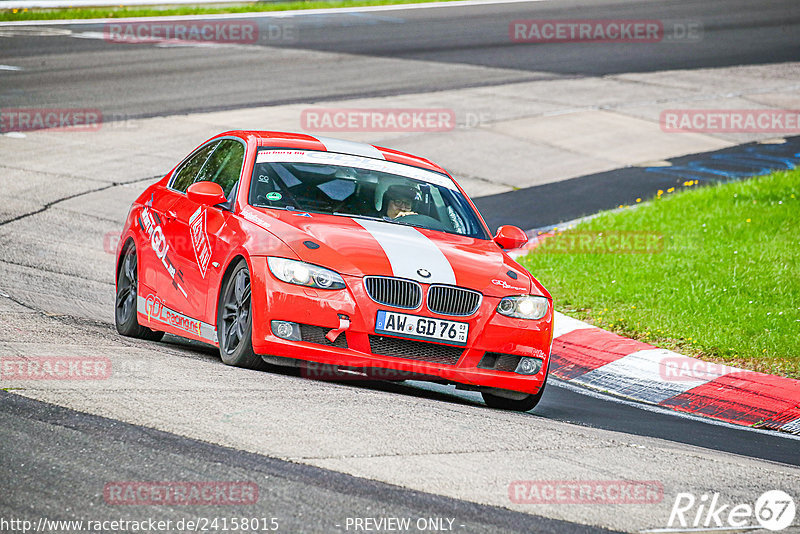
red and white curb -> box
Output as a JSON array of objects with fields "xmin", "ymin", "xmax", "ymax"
[{"xmin": 550, "ymin": 312, "xmax": 800, "ymax": 434}]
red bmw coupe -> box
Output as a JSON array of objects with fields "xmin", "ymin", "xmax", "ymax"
[{"xmin": 115, "ymin": 131, "xmax": 553, "ymax": 411}]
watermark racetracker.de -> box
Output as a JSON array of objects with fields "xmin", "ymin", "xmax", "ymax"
[
  {"xmin": 103, "ymin": 481, "xmax": 259, "ymax": 506},
  {"xmin": 509, "ymin": 480, "xmax": 664, "ymax": 504},
  {"xmin": 300, "ymin": 108, "xmax": 458, "ymax": 133},
  {"xmin": 0, "ymin": 109, "xmax": 149, "ymax": 133},
  {"xmin": 103, "ymin": 20, "xmax": 296, "ymax": 45},
  {"xmin": 658, "ymin": 357, "xmax": 741, "ymax": 382},
  {"xmin": 509, "ymin": 19, "xmax": 702, "ymax": 43},
  {"xmin": 104, "ymin": 21, "xmax": 258, "ymax": 44},
  {"xmin": 0, "ymin": 355, "xmax": 157, "ymax": 382},
  {"xmin": 661, "ymin": 109, "xmax": 800, "ymax": 133},
  {"xmin": 1, "ymin": 108, "xmax": 102, "ymax": 133},
  {"xmin": 0, "ymin": 356, "xmax": 111, "ymax": 381},
  {"xmin": 529, "ymin": 230, "xmax": 664, "ymax": 254}
]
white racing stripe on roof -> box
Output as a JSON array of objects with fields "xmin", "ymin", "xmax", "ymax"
[
  {"xmin": 355, "ymin": 219, "xmax": 456, "ymax": 285},
  {"xmin": 312, "ymin": 135, "xmax": 385, "ymax": 160}
]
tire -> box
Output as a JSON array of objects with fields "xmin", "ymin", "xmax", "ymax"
[
  {"xmin": 217, "ymin": 259, "xmax": 265, "ymax": 370},
  {"xmin": 482, "ymin": 357, "xmax": 550, "ymax": 412},
  {"xmin": 481, "ymin": 375, "xmax": 547, "ymax": 412},
  {"xmin": 115, "ymin": 243, "xmax": 164, "ymax": 342}
]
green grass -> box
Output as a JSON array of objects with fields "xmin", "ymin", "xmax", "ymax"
[
  {"xmin": 520, "ymin": 168, "xmax": 800, "ymax": 379},
  {"xmin": 0, "ymin": 0, "xmax": 455, "ymax": 21}
]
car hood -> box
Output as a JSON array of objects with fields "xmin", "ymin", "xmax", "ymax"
[{"xmin": 249, "ymin": 208, "xmax": 547, "ymax": 298}]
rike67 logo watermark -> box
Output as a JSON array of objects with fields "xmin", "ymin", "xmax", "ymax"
[{"xmin": 654, "ymin": 490, "xmax": 797, "ymax": 532}]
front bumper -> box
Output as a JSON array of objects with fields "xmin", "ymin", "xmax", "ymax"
[{"xmin": 248, "ymin": 257, "xmax": 553, "ymax": 395}]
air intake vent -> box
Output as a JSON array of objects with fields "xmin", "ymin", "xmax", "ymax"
[
  {"xmin": 427, "ymin": 285, "xmax": 482, "ymax": 316},
  {"xmin": 299, "ymin": 324, "xmax": 348, "ymax": 348},
  {"xmin": 478, "ymin": 352, "xmax": 521, "ymax": 373},
  {"xmin": 364, "ymin": 276, "xmax": 422, "ymax": 309},
  {"xmin": 369, "ymin": 336, "xmax": 463, "ymax": 365}
]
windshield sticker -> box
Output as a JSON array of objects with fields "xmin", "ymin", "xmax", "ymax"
[
  {"xmin": 266, "ymin": 192, "xmax": 282, "ymax": 201},
  {"xmin": 256, "ymin": 150, "xmax": 458, "ymax": 191}
]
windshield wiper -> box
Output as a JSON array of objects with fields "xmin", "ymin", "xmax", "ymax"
[
  {"xmin": 333, "ymin": 213, "xmax": 384, "ymax": 222},
  {"xmin": 385, "ymin": 217, "xmax": 426, "ymax": 229}
]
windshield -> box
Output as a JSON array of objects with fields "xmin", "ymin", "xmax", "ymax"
[{"xmin": 249, "ymin": 149, "xmax": 489, "ymax": 239}]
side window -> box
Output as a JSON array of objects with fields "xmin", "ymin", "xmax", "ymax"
[
  {"xmin": 195, "ymin": 139, "xmax": 245, "ymax": 198},
  {"xmin": 171, "ymin": 141, "xmax": 219, "ymax": 193}
]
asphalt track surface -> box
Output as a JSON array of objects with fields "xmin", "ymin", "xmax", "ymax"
[
  {"xmin": 0, "ymin": 392, "xmax": 615, "ymax": 534},
  {"xmin": 0, "ymin": 0, "xmax": 798, "ymax": 118},
  {"xmin": 2, "ymin": 0, "xmax": 800, "ymax": 532}
]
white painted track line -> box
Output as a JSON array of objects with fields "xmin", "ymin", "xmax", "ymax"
[{"xmin": 0, "ymin": 0, "xmax": 550, "ymax": 26}]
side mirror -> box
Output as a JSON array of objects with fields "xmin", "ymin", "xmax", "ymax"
[
  {"xmin": 493, "ymin": 225, "xmax": 528, "ymax": 250},
  {"xmin": 187, "ymin": 181, "xmax": 226, "ymax": 206}
]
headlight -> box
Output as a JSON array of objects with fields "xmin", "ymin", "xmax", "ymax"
[
  {"xmin": 267, "ymin": 257, "xmax": 346, "ymax": 290},
  {"xmin": 496, "ymin": 295, "xmax": 549, "ymax": 320}
]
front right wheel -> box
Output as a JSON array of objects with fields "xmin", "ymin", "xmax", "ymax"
[
  {"xmin": 481, "ymin": 380, "xmax": 546, "ymax": 412},
  {"xmin": 217, "ymin": 259, "xmax": 265, "ymax": 370}
]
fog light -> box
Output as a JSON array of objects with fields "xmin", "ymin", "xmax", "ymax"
[
  {"xmin": 271, "ymin": 320, "xmax": 301, "ymax": 341},
  {"xmin": 515, "ymin": 357, "xmax": 543, "ymax": 375}
]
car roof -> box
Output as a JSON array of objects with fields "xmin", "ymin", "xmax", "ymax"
[{"xmin": 218, "ymin": 130, "xmax": 449, "ymax": 175}]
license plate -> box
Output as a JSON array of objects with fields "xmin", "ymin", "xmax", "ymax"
[{"xmin": 375, "ymin": 310, "xmax": 469, "ymax": 346}]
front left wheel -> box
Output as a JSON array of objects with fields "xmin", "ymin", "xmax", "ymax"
[
  {"xmin": 217, "ymin": 259, "xmax": 265, "ymax": 370},
  {"xmin": 115, "ymin": 243, "xmax": 164, "ymax": 342},
  {"xmin": 481, "ymin": 388, "xmax": 544, "ymax": 412}
]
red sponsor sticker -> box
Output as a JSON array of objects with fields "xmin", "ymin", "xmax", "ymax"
[
  {"xmin": 103, "ymin": 21, "xmax": 258, "ymax": 44},
  {"xmin": 189, "ymin": 208, "xmax": 212, "ymax": 278},
  {"xmin": 661, "ymin": 110, "xmax": 800, "ymax": 133},
  {"xmin": 510, "ymin": 20, "xmax": 663, "ymax": 43},
  {"xmin": 301, "ymin": 108, "xmax": 456, "ymax": 132},
  {"xmin": 1, "ymin": 357, "xmax": 112, "ymax": 380},
  {"xmin": 509, "ymin": 480, "xmax": 664, "ymax": 504},
  {"xmin": 144, "ymin": 294, "xmax": 202, "ymax": 337},
  {"xmin": 104, "ymin": 481, "xmax": 258, "ymax": 505},
  {"xmin": 0, "ymin": 108, "xmax": 102, "ymax": 132}
]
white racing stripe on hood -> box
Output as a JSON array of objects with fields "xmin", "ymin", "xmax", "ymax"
[
  {"xmin": 313, "ymin": 136, "xmax": 385, "ymax": 160},
  {"xmin": 355, "ymin": 219, "xmax": 456, "ymax": 284}
]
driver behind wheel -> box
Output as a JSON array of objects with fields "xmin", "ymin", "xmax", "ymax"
[{"xmin": 382, "ymin": 185, "xmax": 418, "ymax": 219}]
